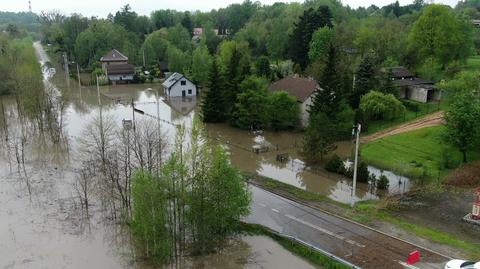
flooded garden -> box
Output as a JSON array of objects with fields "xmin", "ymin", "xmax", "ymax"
[{"xmin": 0, "ymin": 42, "xmax": 411, "ymax": 268}]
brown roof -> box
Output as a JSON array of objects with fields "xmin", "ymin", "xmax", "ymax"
[
  {"xmin": 269, "ymin": 76, "xmax": 318, "ymax": 103},
  {"xmin": 100, "ymin": 49, "xmax": 128, "ymax": 62},
  {"xmin": 388, "ymin": 66, "xmax": 414, "ymax": 79},
  {"xmin": 106, "ymin": 63, "xmax": 134, "ymax": 75}
]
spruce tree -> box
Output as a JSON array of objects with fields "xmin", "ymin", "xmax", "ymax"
[
  {"xmin": 288, "ymin": 6, "xmax": 333, "ymax": 70},
  {"xmin": 309, "ymin": 44, "xmax": 342, "ymax": 118},
  {"xmin": 351, "ymin": 54, "xmax": 377, "ymax": 108},
  {"xmin": 202, "ymin": 59, "xmax": 226, "ymax": 122}
]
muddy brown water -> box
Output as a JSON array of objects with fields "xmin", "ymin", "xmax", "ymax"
[
  {"xmin": 0, "ymin": 43, "xmax": 320, "ymax": 269},
  {"xmin": 0, "ymin": 42, "xmax": 410, "ymax": 268}
]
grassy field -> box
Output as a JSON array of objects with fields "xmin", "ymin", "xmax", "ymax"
[
  {"xmin": 353, "ymin": 201, "xmax": 480, "ymax": 259},
  {"xmin": 361, "ymin": 126, "xmax": 480, "ymax": 180},
  {"xmin": 366, "ymin": 101, "xmax": 443, "ymax": 135},
  {"xmin": 462, "ymin": 55, "xmax": 480, "ymax": 72}
]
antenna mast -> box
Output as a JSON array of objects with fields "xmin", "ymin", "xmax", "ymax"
[{"xmin": 28, "ymin": 1, "xmax": 32, "ymax": 12}]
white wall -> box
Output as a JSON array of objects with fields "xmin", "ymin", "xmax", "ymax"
[
  {"xmin": 108, "ymin": 74, "xmax": 133, "ymax": 81},
  {"xmin": 300, "ymin": 95, "xmax": 313, "ymax": 127},
  {"xmin": 165, "ymin": 78, "xmax": 197, "ymax": 97}
]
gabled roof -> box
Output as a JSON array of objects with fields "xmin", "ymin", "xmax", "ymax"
[
  {"xmin": 100, "ymin": 49, "xmax": 128, "ymax": 62},
  {"xmin": 162, "ymin": 72, "xmax": 193, "ymax": 89},
  {"xmin": 106, "ymin": 63, "xmax": 134, "ymax": 75},
  {"xmin": 269, "ymin": 76, "xmax": 318, "ymax": 103}
]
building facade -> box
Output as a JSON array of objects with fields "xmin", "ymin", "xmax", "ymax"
[
  {"xmin": 388, "ymin": 66, "xmax": 441, "ymax": 103},
  {"xmin": 162, "ymin": 72, "xmax": 197, "ymax": 97}
]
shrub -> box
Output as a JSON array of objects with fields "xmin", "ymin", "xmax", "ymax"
[
  {"xmin": 360, "ymin": 91, "xmax": 406, "ymax": 120},
  {"xmin": 440, "ymin": 147, "xmax": 456, "ymax": 169},
  {"xmin": 325, "ymin": 154, "xmax": 345, "ymax": 174},
  {"xmin": 357, "ymin": 161, "xmax": 370, "ymax": 183},
  {"xmin": 377, "ymin": 174, "xmax": 390, "ymax": 190}
]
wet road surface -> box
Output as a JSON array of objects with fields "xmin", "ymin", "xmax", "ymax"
[{"xmin": 246, "ymin": 185, "xmax": 450, "ymax": 269}]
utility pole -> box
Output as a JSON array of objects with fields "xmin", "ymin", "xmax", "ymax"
[
  {"xmin": 142, "ymin": 49, "xmax": 146, "ymax": 68},
  {"xmin": 76, "ymin": 63, "xmax": 81, "ymax": 88},
  {"xmin": 351, "ymin": 123, "xmax": 361, "ymax": 207},
  {"xmin": 63, "ymin": 52, "xmax": 70, "ymax": 87}
]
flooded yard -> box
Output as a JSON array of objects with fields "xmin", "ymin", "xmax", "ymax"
[
  {"xmin": 0, "ymin": 42, "xmax": 410, "ymax": 268},
  {"xmin": 0, "ymin": 43, "xmax": 321, "ymax": 269}
]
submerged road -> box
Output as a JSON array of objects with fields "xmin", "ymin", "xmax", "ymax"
[{"xmin": 245, "ymin": 186, "xmax": 450, "ymax": 269}]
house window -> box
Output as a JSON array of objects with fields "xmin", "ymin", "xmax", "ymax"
[
  {"xmin": 181, "ymin": 80, "xmax": 186, "ymax": 86},
  {"xmin": 188, "ymin": 89, "xmax": 192, "ymax": 95}
]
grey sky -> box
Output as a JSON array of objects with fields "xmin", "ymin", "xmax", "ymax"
[{"xmin": 1, "ymin": 0, "xmax": 457, "ymax": 17}]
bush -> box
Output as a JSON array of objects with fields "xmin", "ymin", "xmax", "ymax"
[
  {"xmin": 376, "ymin": 174, "xmax": 390, "ymax": 190},
  {"xmin": 360, "ymin": 91, "xmax": 406, "ymax": 120},
  {"xmin": 325, "ymin": 154, "xmax": 346, "ymax": 174},
  {"xmin": 402, "ymin": 100, "xmax": 420, "ymax": 112},
  {"xmin": 440, "ymin": 147, "xmax": 456, "ymax": 169},
  {"xmin": 357, "ymin": 161, "xmax": 370, "ymax": 183}
]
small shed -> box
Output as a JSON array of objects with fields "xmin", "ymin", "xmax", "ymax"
[
  {"xmin": 387, "ymin": 66, "xmax": 441, "ymax": 103},
  {"xmin": 162, "ymin": 72, "xmax": 197, "ymax": 97}
]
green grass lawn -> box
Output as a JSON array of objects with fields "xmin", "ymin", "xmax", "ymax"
[
  {"xmin": 462, "ymin": 55, "xmax": 480, "ymax": 72},
  {"xmin": 361, "ymin": 126, "xmax": 480, "ymax": 181},
  {"xmin": 365, "ymin": 101, "xmax": 444, "ymax": 135}
]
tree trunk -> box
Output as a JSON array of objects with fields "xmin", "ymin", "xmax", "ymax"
[{"xmin": 462, "ymin": 150, "xmax": 467, "ymax": 163}]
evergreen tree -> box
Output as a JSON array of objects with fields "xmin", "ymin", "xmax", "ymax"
[
  {"xmin": 302, "ymin": 112, "xmax": 337, "ymax": 161},
  {"xmin": 181, "ymin": 11, "xmax": 193, "ymax": 35},
  {"xmin": 288, "ymin": 6, "xmax": 333, "ymax": 70},
  {"xmin": 255, "ymin": 56, "xmax": 271, "ymax": 78},
  {"xmin": 351, "ymin": 54, "xmax": 377, "ymax": 108},
  {"xmin": 309, "ymin": 44, "xmax": 342, "ymax": 118},
  {"xmin": 380, "ymin": 69, "xmax": 397, "ymax": 96},
  {"xmin": 202, "ymin": 60, "xmax": 226, "ymax": 122}
]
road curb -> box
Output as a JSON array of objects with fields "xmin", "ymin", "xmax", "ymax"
[{"xmin": 249, "ymin": 181, "xmax": 453, "ymax": 261}]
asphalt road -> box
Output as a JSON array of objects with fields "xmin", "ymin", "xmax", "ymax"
[{"xmin": 245, "ymin": 186, "xmax": 450, "ymax": 269}]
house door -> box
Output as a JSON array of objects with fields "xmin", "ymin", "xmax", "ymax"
[{"xmin": 182, "ymin": 90, "xmax": 186, "ymax": 97}]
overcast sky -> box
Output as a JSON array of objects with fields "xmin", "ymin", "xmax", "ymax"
[{"xmin": 1, "ymin": 0, "xmax": 458, "ymax": 17}]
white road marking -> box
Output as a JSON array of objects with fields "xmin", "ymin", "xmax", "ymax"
[
  {"xmin": 258, "ymin": 203, "xmax": 267, "ymax": 207},
  {"xmin": 285, "ymin": 214, "xmax": 365, "ymax": 248},
  {"xmin": 271, "ymin": 208, "xmax": 280, "ymax": 213},
  {"xmin": 398, "ymin": 261, "xmax": 421, "ymax": 269}
]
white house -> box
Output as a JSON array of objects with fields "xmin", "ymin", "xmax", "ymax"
[
  {"xmin": 269, "ymin": 76, "xmax": 319, "ymax": 127},
  {"xmin": 162, "ymin": 72, "xmax": 197, "ymax": 97}
]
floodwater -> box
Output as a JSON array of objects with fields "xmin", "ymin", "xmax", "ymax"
[
  {"xmin": 0, "ymin": 42, "xmax": 319, "ymax": 269},
  {"xmin": 0, "ymin": 42, "xmax": 410, "ymax": 268}
]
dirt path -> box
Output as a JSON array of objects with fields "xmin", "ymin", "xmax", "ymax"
[{"xmin": 361, "ymin": 111, "xmax": 445, "ymax": 143}]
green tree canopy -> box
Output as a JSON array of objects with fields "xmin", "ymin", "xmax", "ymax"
[
  {"xmin": 267, "ymin": 91, "xmax": 299, "ymax": 130},
  {"xmin": 308, "ymin": 26, "xmax": 334, "ymax": 62},
  {"xmin": 359, "ymin": 91, "xmax": 405, "ymax": 120},
  {"xmin": 409, "ymin": 4, "xmax": 473, "ymax": 68},
  {"xmin": 443, "ymin": 84, "xmax": 480, "ymax": 162},
  {"xmin": 191, "ymin": 45, "xmax": 213, "ymax": 86}
]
